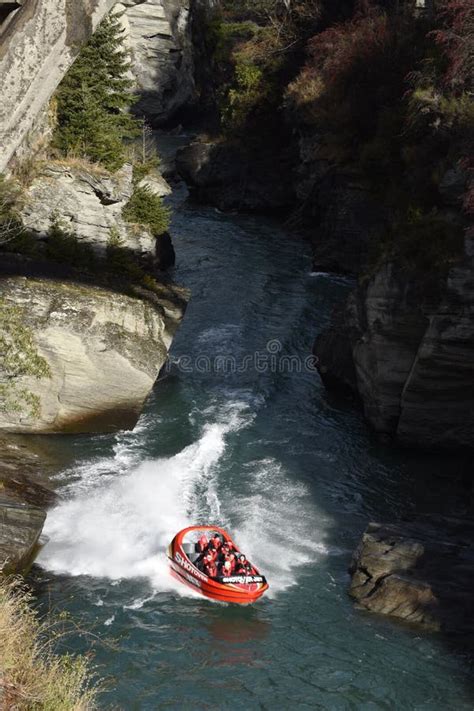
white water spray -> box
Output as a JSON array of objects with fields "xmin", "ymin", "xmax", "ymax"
[
  {"xmin": 40, "ymin": 399, "xmax": 331, "ymax": 598},
  {"xmin": 230, "ymin": 458, "xmax": 335, "ymax": 596},
  {"xmin": 40, "ymin": 423, "xmax": 228, "ymax": 588}
]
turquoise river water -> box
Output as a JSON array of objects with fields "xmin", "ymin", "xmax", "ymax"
[{"xmin": 32, "ymin": 202, "xmax": 473, "ymax": 709}]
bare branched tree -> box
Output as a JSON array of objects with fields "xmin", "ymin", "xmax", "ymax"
[{"xmin": 0, "ymin": 181, "xmax": 22, "ymax": 246}]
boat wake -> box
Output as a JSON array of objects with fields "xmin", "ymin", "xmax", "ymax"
[{"xmin": 39, "ymin": 400, "xmax": 331, "ymax": 598}]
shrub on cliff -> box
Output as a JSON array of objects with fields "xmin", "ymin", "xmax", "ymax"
[
  {"xmin": 122, "ymin": 186, "xmax": 171, "ymax": 236},
  {"xmin": 434, "ymin": 0, "xmax": 474, "ymax": 232},
  {"xmin": 0, "ymin": 578, "xmax": 99, "ymax": 709},
  {"xmin": 53, "ymin": 12, "xmax": 139, "ymax": 171},
  {"xmin": 0, "ymin": 298, "xmax": 51, "ymax": 418},
  {"xmin": 434, "ymin": 0, "xmax": 474, "ymax": 92}
]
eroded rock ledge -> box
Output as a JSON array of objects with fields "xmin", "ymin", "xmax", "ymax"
[
  {"xmin": 315, "ymin": 232, "xmax": 474, "ymax": 450},
  {"xmin": 0, "ymin": 435, "xmax": 55, "ymax": 574},
  {"xmin": 0, "ymin": 276, "xmax": 188, "ymax": 434},
  {"xmin": 350, "ymin": 518, "xmax": 474, "ymax": 639}
]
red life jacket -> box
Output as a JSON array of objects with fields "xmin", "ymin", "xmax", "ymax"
[
  {"xmin": 236, "ymin": 562, "xmax": 255, "ymax": 576},
  {"xmin": 226, "ymin": 554, "xmax": 236, "ymax": 572},
  {"xmin": 205, "ymin": 562, "xmax": 217, "ymax": 578}
]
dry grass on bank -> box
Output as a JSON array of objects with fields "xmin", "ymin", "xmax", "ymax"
[{"xmin": 0, "ymin": 578, "xmax": 99, "ymax": 711}]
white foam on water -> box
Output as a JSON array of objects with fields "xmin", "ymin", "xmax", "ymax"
[
  {"xmin": 39, "ymin": 401, "xmax": 253, "ymax": 598},
  {"xmin": 308, "ymin": 271, "xmax": 355, "ymax": 286},
  {"xmin": 229, "ymin": 459, "xmax": 334, "ymax": 597}
]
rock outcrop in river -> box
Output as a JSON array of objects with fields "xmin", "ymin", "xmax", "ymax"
[
  {"xmin": 350, "ymin": 518, "xmax": 474, "ymax": 639},
  {"xmin": 175, "ymin": 140, "xmax": 295, "ymax": 212}
]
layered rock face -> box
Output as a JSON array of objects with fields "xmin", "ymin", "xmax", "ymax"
[
  {"xmin": 19, "ymin": 161, "xmax": 171, "ymax": 261},
  {"xmin": 0, "ymin": 0, "xmax": 208, "ymax": 172},
  {"xmin": 350, "ymin": 518, "xmax": 474, "ymax": 637},
  {"xmin": 118, "ymin": 0, "xmax": 195, "ymax": 123},
  {"xmin": 0, "ymin": 276, "xmax": 187, "ymax": 434},
  {"xmin": 0, "ymin": 435, "xmax": 55, "ymax": 574},
  {"xmin": 315, "ymin": 235, "xmax": 474, "ymax": 449},
  {"xmin": 0, "ymin": 0, "xmax": 117, "ymax": 172}
]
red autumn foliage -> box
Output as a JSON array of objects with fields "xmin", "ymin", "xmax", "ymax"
[
  {"xmin": 303, "ymin": 6, "xmax": 391, "ymax": 91},
  {"xmin": 433, "ymin": 0, "xmax": 474, "ymax": 91},
  {"xmin": 287, "ymin": 3, "xmax": 419, "ymax": 152}
]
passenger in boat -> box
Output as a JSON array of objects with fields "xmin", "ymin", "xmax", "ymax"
[
  {"xmin": 220, "ymin": 559, "xmax": 232, "ymax": 577},
  {"xmin": 235, "ymin": 553, "xmax": 256, "ymax": 575},
  {"xmin": 203, "ymin": 554, "xmax": 218, "ymax": 579},
  {"xmin": 198, "ymin": 534, "xmax": 209, "ymax": 551},
  {"xmin": 225, "ymin": 552, "xmax": 236, "ymax": 572},
  {"xmin": 210, "ymin": 534, "xmax": 222, "ymax": 551},
  {"xmin": 196, "ymin": 534, "xmax": 227, "ymax": 569},
  {"xmin": 194, "ymin": 534, "xmax": 211, "ymax": 568}
]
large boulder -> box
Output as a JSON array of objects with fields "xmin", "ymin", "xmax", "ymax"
[
  {"xmin": 0, "ymin": 275, "xmax": 187, "ymax": 434},
  {"xmin": 0, "ymin": 502, "xmax": 46, "ymax": 575},
  {"xmin": 19, "ymin": 162, "xmax": 173, "ymax": 261},
  {"xmin": 350, "ymin": 518, "xmax": 474, "ymax": 637}
]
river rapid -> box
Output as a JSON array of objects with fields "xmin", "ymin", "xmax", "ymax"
[{"xmin": 33, "ymin": 201, "xmax": 473, "ymax": 709}]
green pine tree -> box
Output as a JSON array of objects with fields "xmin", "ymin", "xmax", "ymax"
[{"xmin": 53, "ymin": 12, "xmax": 139, "ymax": 171}]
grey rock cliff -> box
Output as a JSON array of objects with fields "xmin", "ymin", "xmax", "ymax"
[
  {"xmin": 315, "ymin": 235, "xmax": 474, "ymax": 449},
  {"xmin": 0, "ymin": 0, "xmax": 207, "ymax": 172},
  {"xmin": 118, "ymin": 0, "xmax": 196, "ymax": 123},
  {"xmin": 0, "ymin": 276, "xmax": 188, "ymax": 434},
  {"xmin": 0, "ymin": 0, "xmax": 118, "ymax": 173}
]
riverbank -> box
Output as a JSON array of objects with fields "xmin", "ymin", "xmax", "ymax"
[{"xmin": 0, "ymin": 577, "xmax": 98, "ymax": 709}]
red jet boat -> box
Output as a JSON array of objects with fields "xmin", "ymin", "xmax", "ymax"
[{"xmin": 167, "ymin": 525, "xmax": 268, "ymax": 604}]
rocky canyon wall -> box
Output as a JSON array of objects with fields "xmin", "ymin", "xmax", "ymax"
[
  {"xmin": 0, "ymin": 0, "xmax": 118, "ymax": 173},
  {"xmin": 0, "ymin": 0, "xmax": 212, "ymax": 172}
]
